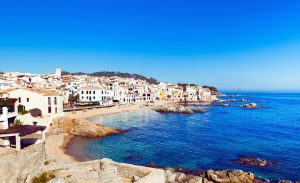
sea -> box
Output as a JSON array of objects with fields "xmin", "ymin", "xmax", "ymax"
[{"xmin": 77, "ymin": 93, "xmax": 300, "ymax": 181}]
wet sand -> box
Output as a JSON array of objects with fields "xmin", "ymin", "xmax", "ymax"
[{"xmin": 64, "ymin": 136, "xmax": 93, "ymax": 162}]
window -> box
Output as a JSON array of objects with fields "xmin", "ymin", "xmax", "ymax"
[
  {"xmin": 27, "ymin": 98, "xmax": 29, "ymax": 102},
  {"xmin": 89, "ymin": 91, "xmax": 91, "ymax": 94},
  {"xmin": 86, "ymin": 96, "xmax": 88, "ymax": 99},
  {"xmin": 81, "ymin": 91, "xmax": 84, "ymax": 94},
  {"xmin": 93, "ymin": 96, "xmax": 95, "ymax": 99},
  {"xmin": 82, "ymin": 96, "xmax": 84, "ymax": 99},
  {"xmin": 48, "ymin": 106, "xmax": 52, "ymax": 113},
  {"xmin": 54, "ymin": 97, "xmax": 57, "ymax": 105},
  {"xmin": 48, "ymin": 97, "xmax": 51, "ymax": 105},
  {"xmin": 18, "ymin": 97, "xmax": 21, "ymax": 103},
  {"xmin": 55, "ymin": 107, "xmax": 57, "ymax": 113},
  {"xmin": 86, "ymin": 91, "xmax": 88, "ymax": 94},
  {"xmin": 93, "ymin": 91, "xmax": 95, "ymax": 94}
]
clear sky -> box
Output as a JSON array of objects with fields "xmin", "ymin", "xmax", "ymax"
[{"xmin": 1, "ymin": 0, "xmax": 300, "ymax": 91}]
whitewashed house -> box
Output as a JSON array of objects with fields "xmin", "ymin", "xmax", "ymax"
[
  {"xmin": 79, "ymin": 87, "xmax": 113, "ymax": 106},
  {"xmin": 7, "ymin": 88, "xmax": 64, "ymax": 116}
]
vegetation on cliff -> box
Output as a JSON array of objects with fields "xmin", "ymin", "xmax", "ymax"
[{"xmin": 62, "ymin": 71, "xmax": 159, "ymax": 84}]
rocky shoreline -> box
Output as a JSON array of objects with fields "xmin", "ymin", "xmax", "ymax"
[{"xmin": 1, "ymin": 143, "xmax": 297, "ymax": 183}]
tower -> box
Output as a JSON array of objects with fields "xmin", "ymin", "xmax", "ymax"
[{"xmin": 55, "ymin": 66, "xmax": 62, "ymax": 78}]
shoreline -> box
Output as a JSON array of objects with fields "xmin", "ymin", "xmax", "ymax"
[
  {"xmin": 45, "ymin": 133, "xmax": 78, "ymax": 162},
  {"xmin": 40, "ymin": 99, "xmax": 296, "ymax": 181},
  {"xmin": 64, "ymin": 100, "xmax": 178, "ymax": 120},
  {"xmin": 49, "ymin": 101, "xmax": 178, "ymax": 163}
]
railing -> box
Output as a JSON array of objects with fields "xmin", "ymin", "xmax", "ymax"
[
  {"xmin": 7, "ymin": 106, "xmax": 15, "ymax": 113},
  {"xmin": 0, "ymin": 106, "xmax": 16, "ymax": 115}
]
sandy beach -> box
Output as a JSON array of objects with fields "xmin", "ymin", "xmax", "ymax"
[
  {"xmin": 45, "ymin": 101, "xmax": 177, "ymax": 162},
  {"xmin": 64, "ymin": 100, "xmax": 177, "ymax": 119},
  {"xmin": 45, "ymin": 133, "xmax": 76, "ymax": 162}
]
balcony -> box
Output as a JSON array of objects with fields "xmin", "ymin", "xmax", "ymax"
[{"xmin": 0, "ymin": 106, "xmax": 18, "ymax": 123}]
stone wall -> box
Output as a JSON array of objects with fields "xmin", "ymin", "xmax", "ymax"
[
  {"xmin": 0, "ymin": 143, "xmax": 46, "ymax": 183},
  {"xmin": 43, "ymin": 158, "xmax": 166, "ymax": 183}
]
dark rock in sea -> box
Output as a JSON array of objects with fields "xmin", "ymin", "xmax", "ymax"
[
  {"xmin": 236, "ymin": 157, "xmax": 277, "ymax": 168},
  {"xmin": 241, "ymin": 103, "xmax": 259, "ymax": 109}
]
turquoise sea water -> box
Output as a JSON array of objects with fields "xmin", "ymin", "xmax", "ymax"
[{"xmin": 84, "ymin": 93, "xmax": 300, "ymax": 181}]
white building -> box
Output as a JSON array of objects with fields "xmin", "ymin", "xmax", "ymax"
[
  {"xmin": 7, "ymin": 88, "xmax": 64, "ymax": 116},
  {"xmin": 55, "ymin": 67, "xmax": 62, "ymax": 79},
  {"xmin": 0, "ymin": 100, "xmax": 18, "ymax": 130},
  {"xmin": 79, "ymin": 87, "xmax": 113, "ymax": 106}
]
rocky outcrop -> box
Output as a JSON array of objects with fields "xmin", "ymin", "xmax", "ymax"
[
  {"xmin": 49, "ymin": 116, "xmax": 123, "ymax": 138},
  {"xmin": 206, "ymin": 170, "xmax": 256, "ymax": 183},
  {"xmin": 236, "ymin": 157, "xmax": 276, "ymax": 168},
  {"xmin": 155, "ymin": 105, "xmax": 206, "ymax": 114},
  {"xmin": 240, "ymin": 157, "xmax": 267, "ymax": 167},
  {"xmin": 241, "ymin": 103, "xmax": 258, "ymax": 109},
  {"xmin": 162, "ymin": 168, "xmax": 259, "ymax": 183}
]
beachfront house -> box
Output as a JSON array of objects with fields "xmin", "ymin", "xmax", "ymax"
[
  {"xmin": 78, "ymin": 87, "xmax": 113, "ymax": 106},
  {"xmin": 7, "ymin": 88, "xmax": 64, "ymax": 116}
]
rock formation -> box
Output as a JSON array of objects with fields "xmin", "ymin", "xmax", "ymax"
[
  {"xmin": 49, "ymin": 116, "xmax": 123, "ymax": 137},
  {"xmin": 236, "ymin": 157, "xmax": 277, "ymax": 168},
  {"xmin": 241, "ymin": 103, "xmax": 258, "ymax": 109},
  {"xmin": 155, "ymin": 105, "xmax": 206, "ymax": 114}
]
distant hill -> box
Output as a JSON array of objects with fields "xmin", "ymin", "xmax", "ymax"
[{"xmin": 62, "ymin": 71, "xmax": 159, "ymax": 84}]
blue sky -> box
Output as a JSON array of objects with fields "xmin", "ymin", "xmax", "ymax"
[{"xmin": 1, "ymin": 0, "xmax": 300, "ymax": 91}]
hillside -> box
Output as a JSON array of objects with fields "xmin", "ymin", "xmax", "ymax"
[{"xmin": 62, "ymin": 71, "xmax": 159, "ymax": 84}]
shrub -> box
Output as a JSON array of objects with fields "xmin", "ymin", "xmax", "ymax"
[
  {"xmin": 32, "ymin": 172, "xmax": 55, "ymax": 183},
  {"xmin": 14, "ymin": 119, "xmax": 23, "ymax": 126},
  {"xmin": 29, "ymin": 108, "xmax": 42, "ymax": 117},
  {"xmin": 44, "ymin": 161, "xmax": 50, "ymax": 166},
  {"xmin": 20, "ymin": 110, "xmax": 29, "ymax": 115},
  {"xmin": 18, "ymin": 105, "xmax": 28, "ymax": 115}
]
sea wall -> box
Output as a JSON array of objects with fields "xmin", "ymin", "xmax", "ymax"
[{"xmin": 0, "ymin": 143, "xmax": 46, "ymax": 183}]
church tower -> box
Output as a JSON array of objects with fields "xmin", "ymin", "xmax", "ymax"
[{"xmin": 55, "ymin": 66, "xmax": 62, "ymax": 78}]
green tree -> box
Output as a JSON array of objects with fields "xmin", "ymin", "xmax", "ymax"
[{"xmin": 68, "ymin": 94, "xmax": 79, "ymax": 106}]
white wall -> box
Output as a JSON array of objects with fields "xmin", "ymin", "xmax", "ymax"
[{"xmin": 8, "ymin": 89, "xmax": 63, "ymax": 116}]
